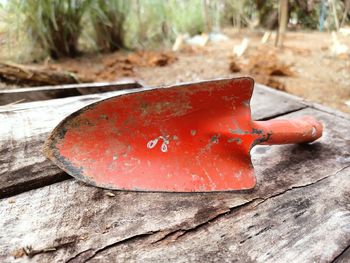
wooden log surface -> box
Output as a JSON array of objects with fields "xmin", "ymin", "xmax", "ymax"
[
  {"xmin": 0, "ymin": 107, "xmax": 349, "ymax": 263},
  {"xmin": 0, "ymin": 84, "xmax": 306, "ymax": 198},
  {"xmin": 0, "ymin": 63, "xmax": 91, "ymax": 86},
  {"xmin": 0, "ymin": 81, "xmax": 141, "ymax": 105}
]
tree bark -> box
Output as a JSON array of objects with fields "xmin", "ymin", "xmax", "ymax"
[{"xmin": 275, "ymin": 0, "xmax": 288, "ymax": 47}]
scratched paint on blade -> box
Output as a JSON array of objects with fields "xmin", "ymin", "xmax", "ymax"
[
  {"xmin": 147, "ymin": 136, "xmax": 170, "ymax": 152},
  {"xmin": 46, "ymin": 77, "xmax": 261, "ymax": 192}
]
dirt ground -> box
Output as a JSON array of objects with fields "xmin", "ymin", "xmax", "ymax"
[{"xmin": 2, "ymin": 30, "xmax": 350, "ymax": 114}]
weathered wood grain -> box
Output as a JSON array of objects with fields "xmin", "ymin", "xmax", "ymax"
[
  {"xmin": 0, "ymin": 108, "xmax": 349, "ymax": 263},
  {"xmin": 0, "ymin": 84, "xmax": 306, "ymax": 198},
  {"xmin": 0, "ymin": 81, "xmax": 141, "ymax": 105},
  {"xmin": 252, "ymin": 83, "xmax": 308, "ymax": 119},
  {"xmin": 0, "ymin": 63, "xmax": 89, "ymax": 86},
  {"xmin": 94, "ymin": 167, "xmax": 350, "ymax": 263},
  {"xmin": 333, "ymin": 246, "xmax": 350, "ymax": 263}
]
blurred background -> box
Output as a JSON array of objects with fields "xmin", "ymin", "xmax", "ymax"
[{"xmin": 0, "ymin": 0, "xmax": 349, "ymax": 113}]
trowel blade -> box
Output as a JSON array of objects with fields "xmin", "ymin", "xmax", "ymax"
[{"xmin": 44, "ymin": 78, "xmax": 262, "ymax": 192}]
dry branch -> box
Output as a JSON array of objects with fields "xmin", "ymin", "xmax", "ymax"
[{"xmin": 0, "ymin": 63, "xmax": 91, "ymax": 86}]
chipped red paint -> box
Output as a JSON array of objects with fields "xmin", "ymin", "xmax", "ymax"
[{"xmin": 44, "ymin": 77, "xmax": 323, "ymax": 192}]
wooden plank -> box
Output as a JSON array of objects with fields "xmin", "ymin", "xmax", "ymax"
[
  {"xmin": 0, "ymin": 81, "xmax": 141, "ymax": 105},
  {"xmin": 253, "ymin": 83, "xmax": 308, "ymax": 119},
  {"xmin": 95, "ymin": 167, "xmax": 350, "ymax": 263},
  {"xmin": 0, "ymin": 108, "xmax": 349, "ymax": 262},
  {"xmin": 0, "ymin": 84, "xmax": 306, "ymax": 198}
]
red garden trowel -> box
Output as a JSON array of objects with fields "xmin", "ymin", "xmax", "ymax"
[{"xmin": 44, "ymin": 77, "xmax": 323, "ymax": 192}]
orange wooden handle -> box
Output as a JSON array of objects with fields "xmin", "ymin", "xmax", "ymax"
[{"xmin": 253, "ymin": 116, "xmax": 323, "ymax": 145}]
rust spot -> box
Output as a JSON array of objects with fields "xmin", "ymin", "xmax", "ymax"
[
  {"xmin": 230, "ymin": 128, "xmax": 247, "ymax": 135},
  {"xmin": 100, "ymin": 114, "xmax": 109, "ymax": 120},
  {"xmin": 210, "ymin": 135, "xmax": 219, "ymax": 144},
  {"xmin": 252, "ymin": 128, "xmax": 263, "ymax": 135},
  {"xmin": 227, "ymin": 138, "xmax": 242, "ymax": 144}
]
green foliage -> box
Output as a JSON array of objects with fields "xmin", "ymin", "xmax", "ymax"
[
  {"xmin": 125, "ymin": 0, "xmax": 207, "ymax": 48},
  {"xmin": 289, "ymin": 0, "xmax": 345, "ymax": 30},
  {"xmin": 1, "ymin": 0, "xmax": 350, "ymax": 62},
  {"xmin": 2, "ymin": 0, "xmax": 213, "ymax": 59},
  {"xmin": 10, "ymin": 0, "xmax": 92, "ymax": 59},
  {"xmin": 222, "ymin": 0, "xmax": 258, "ymax": 28},
  {"xmin": 292, "ymin": 5, "xmax": 319, "ymax": 30},
  {"xmin": 89, "ymin": 0, "xmax": 131, "ymax": 52},
  {"xmin": 129, "ymin": 0, "xmax": 169, "ymax": 48},
  {"xmin": 0, "ymin": 2, "xmax": 37, "ymax": 62},
  {"xmin": 165, "ymin": 0, "xmax": 206, "ymax": 36}
]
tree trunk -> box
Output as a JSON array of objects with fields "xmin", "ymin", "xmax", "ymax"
[{"xmin": 275, "ymin": 0, "xmax": 288, "ymax": 47}]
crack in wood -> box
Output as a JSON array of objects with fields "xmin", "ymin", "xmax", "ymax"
[
  {"xmin": 65, "ymin": 164, "xmax": 350, "ymax": 262},
  {"xmin": 0, "ymin": 172, "xmax": 70, "ymax": 199},
  {"xmin": 331, "ymin": 241, "xmax": 350, "ymax": 263},
  {"xmin": 80, "ymin": 200, "xmax": 262, "ymax": 262},
  {"xmin": 65, "ymin": 248, "xmax": 94, "ymax": 263},
  {"xmin": 150, "ymin": 206, "xmax": 236, "ymax": 245},
  {"xmin": 23, "ymin": 240, "xmax": 77, "ymax": 258},
  {"xmin": 308, "ymin": 103, "xmax": 350, "ymax": 121},
  {"xmin": 253, "ymin": 164, "xmax": 350, "ymax": 209},
  {"xmin": 256, "ymin": 106, "xmax": 307, "ymax": 121},
  {"xmin": 70, "ymin": 231, "xmax": 159, "ymax": 263}
]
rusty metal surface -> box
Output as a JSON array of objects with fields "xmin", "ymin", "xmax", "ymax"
[{"xmin": 44, "ymin": 77, "xmax": 322, "ymax": 192}]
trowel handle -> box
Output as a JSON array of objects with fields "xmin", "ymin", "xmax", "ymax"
[{"xmin": 253, "ymin": 116, "xmax": 323, "ymax": 145}]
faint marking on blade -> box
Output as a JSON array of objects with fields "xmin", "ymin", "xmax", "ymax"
[{"xmin": 147, "ymin": 136, "xmax": 170, "ymax": 152}]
